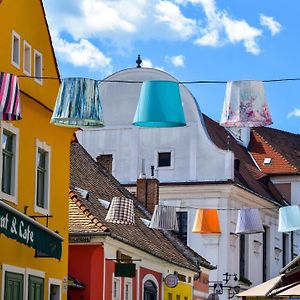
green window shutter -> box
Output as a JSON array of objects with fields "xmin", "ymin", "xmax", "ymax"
[
  {"xmin": 28, "ymin": 275, "xmax": 44, "ymax": 300},
  {"xmin": 4, "ymin": 271, "xmax": 24, "ymax": 300}
]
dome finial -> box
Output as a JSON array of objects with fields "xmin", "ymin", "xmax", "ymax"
[{"xmin": 136, "ymin": 54, "xmax": 142, "ymax": 68}]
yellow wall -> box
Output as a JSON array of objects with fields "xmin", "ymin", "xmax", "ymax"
[
  {"xmin": 164, "ymin": 282, "xmax": 193, "ymax": 300},
  {"xmin": 0, "ymin": 0, "xmax": 75, "ymax": 299}
]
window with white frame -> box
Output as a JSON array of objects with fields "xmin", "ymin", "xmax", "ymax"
[
  {"xmin": 113, "ymin": 278, "xmax": 121, "ymax": 300},
  {"xmin": 49, "ymin": 278, "xmax": 61, "ymax": 300},
  {"xmin": 23, "ymin": 41, "xmax": 31, "ymax": 76},
  {"xmin": 2, "ymin": 265, "xmax": 25, "ymax": 300},
  {"xmin": 11, "ymin": 31, "xmax": 20, "ymax": 68},
  {"xmin": 0, "ymin": 122, "xmax": 19, "ymax": 203},
  {"xmin": 156, "ymin": 150, "xmax": 174, "ymax": 169},
  {"xmin": 35, "ymin": 140, "xmax": 51, "ymax": 214},
  {"xmin": 34, "ymin": 50, "xmax": 43, "ymax": 84},
  {"xmin": 124, "ymin": 280, "xmax": 132, "ymax": 300}
]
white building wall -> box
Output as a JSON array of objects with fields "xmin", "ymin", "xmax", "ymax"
[
  {"xmin": 159, "ymin": 185, "xmax": 283, "ymax": 300},
  {"xmin": 78, "ymin": 67, "xmax": 292, "ymax": 299},
  {"xmin": 77, "ymin": 68, "xmax": 234, "ymax": 184}
]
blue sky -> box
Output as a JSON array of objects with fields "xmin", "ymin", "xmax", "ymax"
[{"xmin": 43, "ymin": 0, "xmax": 300, "ymax": 133}]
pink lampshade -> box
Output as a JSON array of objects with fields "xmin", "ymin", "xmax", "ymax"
[{"xmin": 220, "ymin": 81, "xmax": 272, "ymax": 127}]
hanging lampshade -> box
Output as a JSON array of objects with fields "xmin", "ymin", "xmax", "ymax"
[
  {"xmin": 220, "ymin": 80, "xmax": 272, "ymax": 127},
  {"xmin": 51, "ymin": 77, "xmax": 104, "ymax": 128},
  {"xmin": 192, "ymin": 209, "xmax": 221, "ymax": 234},
  {"xmin": 132, "ymin": 80, "xmax": 186, "ymax": 127},
  {"xmin": 105, "ymin": 197, "xmax": 135, "ymax": 225},
  {"xmin": 149, "ymin": 205, "xmax": 179, "ymax": 230},
  {"xmin": 0, "ymin": 72, "xmax": 22, "ymax": 120},
  {"xmin": 235, "ymin": 208, "xmax": 264, "ymax": 234},
  {"xmin": 278, "ymin": 205, "xmax": 300, "ymax": 232}
]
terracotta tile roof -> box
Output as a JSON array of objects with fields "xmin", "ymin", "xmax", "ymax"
[
  {"xmin": 203, "ymin": 115, "xmax": 286, "ymax": 206},
  {"xmin": 250, "ymin": 127, "xmax": 300, "ymax": 174},
  {"xmin": 69, "ymin": 191, "xmax": 109, "ymax": 233},
  {"xmin": 69, "ymin": 142, "xmax": 213, "ymax": 271}
]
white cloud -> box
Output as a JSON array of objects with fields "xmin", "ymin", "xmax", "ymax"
[
  {"xmin": 222, "ymin": 16, "xmax": 262, "ymax": 54},
  {"xmin": 260, "ymin": 14, "xmax": 282, "ymax": 36},
  {"xmin": 141, "ymin": 58, "xmax": 153, "ymax": 68},
  {"xmin": 51, "ymin": 31, "xmax": 112, "ymax": 73},
  {"xmin": 287, "ymin": 108, "xmax": 300, "ymax": 118},
  {"xmin": 165, "ymin": 55, "xmax": 185, "ymax": 67},
  {"xmin": 154, "ymin": 1, "xmax": 197, "ymax": 40},
  {"xmin": 195, "ymin": 30, "xmax": 219, "ymax": 46},
  {"xmin": 43, "ymin": 0, "xmax": 281, "ymax": 70},
  {"xmin": 189, "ymin": 0, "xmax": 262, "ymax": 54}
]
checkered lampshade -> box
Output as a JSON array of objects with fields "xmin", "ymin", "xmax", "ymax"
[
  {"xmin": 105, "ymin": 197, "xmax": 135, "ymax": 225},
  {"xmin": 150, "ymin": 205, "xmax": 179, "ymax": 231},
  {"xmin": 235, "ymin": 208, "xmax": 264, "ymax": 234}
]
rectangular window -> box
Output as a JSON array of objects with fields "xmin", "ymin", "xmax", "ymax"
[
  {"xmin": 4, "ymin": 271, "xmax": 24, "ymax": 300},
  {"xmin": 168, "ymin": 293, "xmax": 173, "ymax": 300},
  {"xmin": 49, "ymin": 283, "xmax": 61, "ymax": 300},
  {"xmin": 23, "ymin": 41, "xmax": 31, "ymax": 75},
  {"xmin": 283, "ymin": 233, "xmax": 290, "ymax": 267},
  {"xmin": 263, "ymin": 226, "xmax": 270, "ymax": 281},
  {"xmin": 34, "ymin": 50, "xmax": 43, "ymax": 84},
  {"xmin": 11, "ymin": 31, "xmax": 20, "ymax": 68},
  {"xmin": 113, "ymin": 278, "xmax": 120, "ymax": 300},
  {"xmin": 0, "ymin": 123, "xmax": 19, "ymax": 203},
  {"xmin": 35, "ymin": 140, "xmax": 51, "ymax": 214},
  {"xmin": 158, "ymin": 152, "xmax": 171, "ymax": 167},
  {"xmin": 239, "ymin": 234, "xmax": 247, "ymax": 278},
  {"xmin": 176, "ymin": 295, "xmax": 181, "ymax": 300},
  {"xmin": 124, "ymin": 281, "xmax": 132, "ymax": 300},
  {"xmin": 28, "ymin": 275, "xmax": 44, "ymax": 300},
  {"xmin": 175, "ymin": 211, "xmax": 188, "ymax": 244}
]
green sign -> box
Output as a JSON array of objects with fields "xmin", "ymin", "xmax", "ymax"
[{"xmin": 0, "ymin": 201, "xmax": 62, "ymax": 260}]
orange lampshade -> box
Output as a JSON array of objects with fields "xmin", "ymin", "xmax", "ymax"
[{"xmin": 192, "ymin": 209, "xmax": 221, "ymax": 234}]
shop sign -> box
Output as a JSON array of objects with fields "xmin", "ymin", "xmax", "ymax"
[
  {"xmin": 165, "ymin": 274, "xmax": 179, "ymax": 288},
  {"xmin": 0, "ymin": 201, "xmax": 62, "ymax": 259}
]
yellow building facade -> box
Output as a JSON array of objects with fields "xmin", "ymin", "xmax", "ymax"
[
  {"xmin": 164, "ymin": 281, "xmax": 193, "ymax": 300},
  {"xmin": 0, "ymin": 1, "xmax": 74, "ymax": 299}
]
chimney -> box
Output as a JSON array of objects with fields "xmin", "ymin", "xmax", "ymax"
[
  {"xmin": 136, "ymin": 178, "xmax": 159, "ymax": 213},
  {"xmin": 96, "ymin": 154, "xmax": 113, "ymax": 174}
]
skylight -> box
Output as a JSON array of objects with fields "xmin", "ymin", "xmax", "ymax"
[{"xmin": 263, "ymin": 158, "xmax": 272, "ymax": 165}]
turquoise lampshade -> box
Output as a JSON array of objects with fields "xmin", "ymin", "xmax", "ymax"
[
  {"xmin": 133, "ymin": 80, "xmax": 186, "ymax": 127},
  {"xmin": 51, "ymin": 78, "xmax": 104, "ymax": 128}
]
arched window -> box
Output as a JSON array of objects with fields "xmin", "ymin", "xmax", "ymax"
[{"xmin": 143, "ymin": 280, "xmax": 157, "ymax": 300}]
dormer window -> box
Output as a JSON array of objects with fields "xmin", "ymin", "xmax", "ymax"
[{"xmin": 11, "ymin": 31, "xmax": 20, "ymax": 68}]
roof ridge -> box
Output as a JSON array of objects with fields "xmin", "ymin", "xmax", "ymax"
[
  {"xmin": 69, "ymin": 191, "xmax": 109, "ymax": 232},
  {"xmin": 252, "ymin": 129, "xmax": 298, "ymax": 172},
  {"xmin": 258, "ymin": 126, "xmax": 300, "ymax": 137}
]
